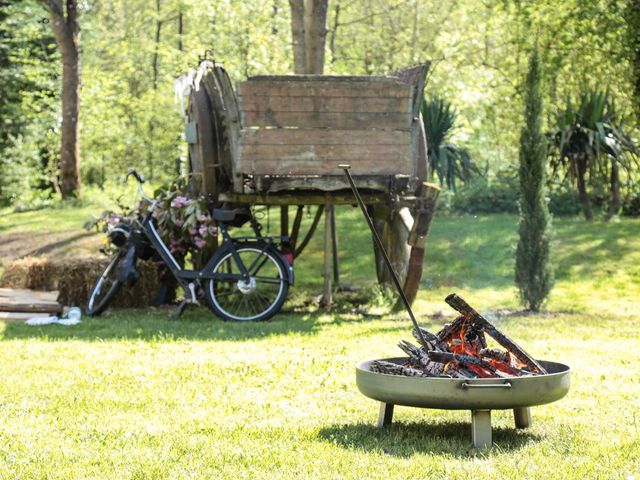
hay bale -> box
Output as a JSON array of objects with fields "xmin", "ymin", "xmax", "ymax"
[
  {"xmin": 0, "ymin": 256, "xmax": 162, "ymax": 308},
  {"xmin": 0, "ymin": 257, "xmax": 57, "ymax": 291}
]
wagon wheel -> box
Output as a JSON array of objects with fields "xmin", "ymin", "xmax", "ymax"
[{"xmin": 185, "ymin": 66, "xmax": 234, "ymax": 200}]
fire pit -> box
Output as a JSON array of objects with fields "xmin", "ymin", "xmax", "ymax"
[
  {"xmin": 356, "ymin": 358, "xmax": 570, "ymax": 449},
  {"xmin": 340, "ymin": 165, "xmax": 570, "ymax": 449}
]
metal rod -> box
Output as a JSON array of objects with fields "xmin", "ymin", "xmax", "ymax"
[{"xmin": 339, "ymin": 164, "xmax": 428, "ymax": 347}]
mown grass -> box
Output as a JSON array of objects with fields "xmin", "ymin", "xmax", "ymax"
[{"xmin": 1, "ymin": 206, "xmax": 639, "ymax": 479}]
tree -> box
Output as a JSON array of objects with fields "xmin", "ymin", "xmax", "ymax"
[
  {"xmin": 515, "ymin": 50, "xmax": 553, "ymax": 312},
  {"xmin": 288, "ymin": 0, "xmax": 328, "ymax": 74},
  {"xmin": 548, "ymin": 91, "xmax": 639, "ymax": 221},
  {"xmin": 421, "ymin": 97, "xmax": 478, "ymax": 191},
  {"xmin": 42, "ymin": 0, "xmax": 80, "ymax": 198}
]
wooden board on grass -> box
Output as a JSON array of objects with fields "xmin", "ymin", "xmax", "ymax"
[{"xmin": 0, "ymin": 288, "xmax": 62, "ymax": 314}]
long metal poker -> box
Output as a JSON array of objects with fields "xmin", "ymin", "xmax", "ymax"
[{"xmin": 339, "ymin": 164, "xmax": 428, "ymax": 348}]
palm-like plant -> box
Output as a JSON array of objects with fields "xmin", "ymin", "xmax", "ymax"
[
  {"xmin": 548, "ymin": 90, "xmax": 639, "ymax": 220},
  {"xmin": 421, "ymin": 97, "xmax": 479, "ymax": 191}
]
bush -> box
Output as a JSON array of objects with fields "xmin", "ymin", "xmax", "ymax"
[
  {"xmin": 439, "ymin": 175, "xmax": 589, "ymax": 217},
  {"xmin": 447, "ymin": 174, "xmax": 519, "ymax": 214},
  {"xmin": 547, "ymin": 186, "xmax": 582, "ymax": 216}
]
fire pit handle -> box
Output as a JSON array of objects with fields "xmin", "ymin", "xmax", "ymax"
[{"xmin": 461, "ymin": 382, "xmax": 512, "ymax": 389}]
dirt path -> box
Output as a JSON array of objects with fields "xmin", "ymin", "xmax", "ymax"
[{"xmin": 0, "ymin": 230, "xmax": 102, "ymax": 263}]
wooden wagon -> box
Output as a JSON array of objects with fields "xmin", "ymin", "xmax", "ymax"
[{"xmin": 184, "ymin": 60, "xmax": 439, "ymax": 305}]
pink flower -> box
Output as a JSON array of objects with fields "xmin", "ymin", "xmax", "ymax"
[
  {"xmin": 194, "ymin": 237, "xmax": 206, "ymax": 249},
  {"xmin": 189, "ymin": 227, "xmax": 197, "ymax": 235},
  {"xmin": 198, "ymin": 224, "xmax": 208, "ymax": 236},
  {"xmin": 197, "ymin": 214, "xmax": 207, "ymax": 222},
  {"xmin": 174, "ymin": 219, "xmax": 184, "ymax": 227},
  {"xmin": 170, "ymin": 196, "xmax": 192, "ymax": 209},
  {"xmin": 208, "ymin": 226, "xmax": 218, "ymax": 236}
]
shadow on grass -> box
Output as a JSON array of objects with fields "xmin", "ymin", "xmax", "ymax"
[
  {"xmin": 0, "ymin": 305, "xmax": 405, "ymax": 342},
  {"xmin": 0, "ymin": 307, "xmax": 325, "ymax": 342},
  {"xmin": 317, "ymin": 420, "xmax": 542, "ymax": 456}
]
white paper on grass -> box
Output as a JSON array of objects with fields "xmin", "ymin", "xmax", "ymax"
[{"xmin": 25, "ymin": 316, "xmax": 81, "ymax": 326}]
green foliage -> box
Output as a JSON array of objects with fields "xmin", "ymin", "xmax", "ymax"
[
  {"xmin": 548, "ymin": 89, "xmax": 640, "ymax": 220},
  {"xmin": 444, "ymin": 174, "xmax": 518, "ymax": 215},
  {"xmin": 1, "ymin": 0, "xmax": 639, "ymax": 208},
  {"xmin": 515, "ymin": 50, "xmax": 553, "ymax": 311},
  {"xmin": 0, "ymin": 0, "xmax": 58, "ymax": 205},
  {"xmin": 86, "ymin": 177, "xmax": 217, "ymax": 268},
  {"xmin": 421, "ymin": 97, "xmax": 479, "ymax": 190}
]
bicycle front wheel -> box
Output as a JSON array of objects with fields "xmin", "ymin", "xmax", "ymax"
[
  {"xmin": 86, "ymin": 251, "xmax": 125, "ymax": 316},
  {"xmin": 204, "ymin": 244, "xmax": 289, "ymax": 321}
]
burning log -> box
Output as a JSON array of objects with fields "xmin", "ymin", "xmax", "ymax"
[
  {"xmin": 369, "ymin": 294, "xmax": 548, "ymax": 380},
  {"xmin": 412, "ymin": 327, "xmax": 450, "ymax": 352},
  {"xmin": 371, "ymin": 360, "xmax": 430, "ymax": 377},
  {"xmin": 426, "ymin": 351, "xmax": 510, "ymax": 378},
  {"xmin": 397, "ymin": 340, "xmax": 448, "ymax": 376},
  {"xmin": 444, "ymin": 293, "xmax": 547, "ymax": 374},
  {"xmin": 479, "ymin": 347, "xmax": 510, "ymax": 363}
]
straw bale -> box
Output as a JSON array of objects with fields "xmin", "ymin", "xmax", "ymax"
[{"xmin": 0, "ymin": 256, "xmax": 161, "ymax": 308}]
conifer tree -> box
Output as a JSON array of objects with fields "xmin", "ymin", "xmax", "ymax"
[{"xmin": 515, "ymin": 49, "xmax": 553, "ymax": 311}]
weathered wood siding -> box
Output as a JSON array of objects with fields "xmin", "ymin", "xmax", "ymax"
[{"xmin": 236, "ymin": 76, "xmax": 416, "ymax": 178}]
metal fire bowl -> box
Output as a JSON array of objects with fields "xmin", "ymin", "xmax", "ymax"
[{"xmin": 356, "ymin": 358, "xmax": 570, "ymax": 410}]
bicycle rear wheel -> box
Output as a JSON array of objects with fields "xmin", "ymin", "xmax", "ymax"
[
  {"xmin": 204, "ymin": 243, "xmax": 289, "ymax": 321},
  {"xmin": 86, "ymin": 251, "xmax": 125, "ymax": 316}
]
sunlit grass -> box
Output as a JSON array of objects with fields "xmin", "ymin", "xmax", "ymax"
[{"xmin": 0, "ymin": 206, "xmax": 639, "ymax": 478}]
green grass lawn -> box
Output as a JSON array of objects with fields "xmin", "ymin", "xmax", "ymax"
[{"xmin": 1, "ymin": 206, "xmax": 639, "ymax": 479}]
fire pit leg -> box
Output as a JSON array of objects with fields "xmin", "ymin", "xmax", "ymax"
[
  {"xmin": 471, "ymin": 409, "xmax": 492, "ymax": 449},
  {"xmin": 513, "ymin": 407, "xmax": 532, "ymax": 429},
  {"xmin": 377, "ymin": 402, "xmax": 394, "ymax": 428}
]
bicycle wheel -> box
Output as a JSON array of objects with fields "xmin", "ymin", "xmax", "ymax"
[
  {"xmin": 86, "ymin": 250, "xmax": 125, "ymax": 316},
  {"xmin": 204, "ymin": 243, "xmax": 289, "ymax": 321}
]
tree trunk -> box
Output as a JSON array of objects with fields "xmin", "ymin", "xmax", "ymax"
[
  {"xmin": 44, "ymin": 0, "xmax": 80, "ymax": 198},
  {"xmin": 575, "ymin": 154, "xmax": 593, "ymax": 221},
  {"xmin": 328, "ymin": 1, "xmax": 340, "ymax": 64},
  {"xmin": 289, "ymin": 0, "xmax": 328, "ymax": 74},
  {"xmin": 289, "ymin": 0, "xmax": 306, "ymax": 73},
  {"xmin": 304, "ymin": 0, "xmax": 328, "ymax": 74},
  {"xmin": 605, "ymin": 158, "xmax": 621, "ymax": 221},
  {"xmin": 152, "ymin": 0, "xmax": 162, "ymax": 90},
  {"xmin": 625, "ymin": 0, "xmax": 640, "ymax": 119}
]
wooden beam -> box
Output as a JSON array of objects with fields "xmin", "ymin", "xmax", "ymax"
[
  {"xmin": 218, "ymin": 191, "xmax": 386, "ymax": 206},
  {"xmin": 321, "ymin": 194, "xmax": 332, "ymax": 307}
]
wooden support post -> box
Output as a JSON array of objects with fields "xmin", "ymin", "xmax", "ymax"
[
  {"xmin": 322, "ymin": 194, "xmax": 333, "ymax": 307},
  {"xmin": 280, "ymin": 205, "xmax": 289, "ymax": 238},
  {"xmin": 330, "ymin": 204, "xmax": 340, "ymax": 286}
]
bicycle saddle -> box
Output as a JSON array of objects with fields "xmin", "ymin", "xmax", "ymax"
[{"xmin": 212, "ymin": 208, "xmax": 248, "ymax": 222}]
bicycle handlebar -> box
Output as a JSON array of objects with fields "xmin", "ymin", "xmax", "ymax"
[{"xmin": 126, "ymin": 168, "xmax": 153, "ymax": 203}]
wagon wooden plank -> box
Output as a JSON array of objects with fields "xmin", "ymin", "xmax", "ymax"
[
  {"xmin": 246, "ymin": 74, "xmax": 407, "ymax": 82},
  {"xmin": 238, "ymin": 81, "xmax": 413, "ymax": 99},
  {"xmin": 218, "ymin": 191, "xmax": 387, "ymax": 206},
  {"xmin": 240, "ymin": 111, "xmax": 413, "ymax": 130},
  {"xmin": 239, "ymin": 142, "xmax": 410, "ymax": 161},
  {"xmin": 238, "ymin": 95, "xmax": 412, "ymax": 114},
  {"xmin": 240, "ymin": 155, "xmax": 411, "ymax": 176},
  {"xmin": 239, "ymin": 129, "xmax": 410, "ymax": 146}
]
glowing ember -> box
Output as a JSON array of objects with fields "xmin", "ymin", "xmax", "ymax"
[{"xmin": 372, "ymin": 293, "xmax": 548, "ymax": 379}]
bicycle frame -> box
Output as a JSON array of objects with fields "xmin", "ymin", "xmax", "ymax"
[{"xmin": 131, "ymin": 205, "xmax": 294, "ymax": 304}]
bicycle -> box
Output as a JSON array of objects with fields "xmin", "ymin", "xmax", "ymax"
[{"xmin": 86, "ymin": 168, "xmax": 294, "ymax": 321}]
